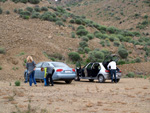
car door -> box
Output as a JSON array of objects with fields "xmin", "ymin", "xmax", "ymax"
[
  {"xmin": 84, "ymin": 63, "xmax": 93, "ymax": 77},
  {"xmin": 35, "ymin": 62, "xmax": 44, "ymax": 79},
  {"xmin": 91, "ymin": 63, "xmax": 100, "ymax": 77}
]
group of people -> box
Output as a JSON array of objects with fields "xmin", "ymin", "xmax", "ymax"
[{"xmin": 25, "ymin": 56, "xmax": 54, "ymax": 86}]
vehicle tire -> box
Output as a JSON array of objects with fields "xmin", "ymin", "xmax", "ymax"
[
  {"xmin": 98, "ymin": 75, "xmax": 105, "ymax": 83},
  {"xmin": 89, "ymin": 79, "xmax": 94, "ymax": 82},
  {"xmin": 113, "ymin": 79, "xmax": 120, "ymax": 83},
  {"xmin": 65, "ymin": 80, "xmax": 72, "ymax": 84}
]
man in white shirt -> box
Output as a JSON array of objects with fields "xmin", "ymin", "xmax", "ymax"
[{"xmin": 107, "ymin": 60, "xmax": 117, "ymax": 83}]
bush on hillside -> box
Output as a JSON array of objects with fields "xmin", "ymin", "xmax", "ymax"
[
  {"xmin": 100, "ymin": 40, "xmax": 105, "ymax": 47},
  {"xmin": 55, "ymin": 20, "xmax": 65, "ymax": 27},
  {"xmin": 71, "ymin": 32, "xmax": 76, "ymax": 38},
  {"xmin": 77, "ymin": 25, "xmax": 85, "ymax": 30},
  {"xmin": 0, "ymin": 8, "xmax": 2, "ymax": 14},
  {"xmin": 79, "ymin": 41, "xmax": 88, "ymax": 48},
  {"xmin": 101, "ymin": 49, "xmax": 110, "ymax": 57},
  {"xmin": 113, "ymin": 41, "xmax": 120, "ymax": 47},
  {"xmin": 78, "ymin": 47, "xmax": 84, "ymax": 54},
  {"xmin": 126, "ymin": 72, "xmax": 135, "ymax": 78},
  {"xmin": 28, "ymin": 0, "xmax": 40, "ymax": 4},
  {"xmin": 68, "ymin": 52, "xmax": 81, "ymax": 62},
  {"xmin": 117, "ymin": 60, "xmax": 126, "ymax": 65},
  {"xmin": 41, "ymin": 7, "xmax": 48, "ymax": 11},
  {"xmin": 135, "ymin": 57, "xmax": 141, "ymax": 63},
  {"xmin": 84, "ymin": 47, "xmax": 90, "ymax": 53},
  {"xmin": 118, "ymin": 47, "xmax": 128, "ymax": 59},
  {"xmin": 26, "ymin": 7, "xmax": 33, "ymax": 12},
  {"xmin": 107, "ymin": 26, "xmax": 118, "ymax": 34},
  {"xmin": 88, "ymin": 50, "xmax": 104, "ymax": 62},
  {"xmin": 87, "ymin": 34, "xmax": 94, "ymax": 40},
  {"xmin": 81, "ymin": 36, "xmax": 89, "ymax": 42},
  {"xmin": 76, "ymin": 29, "xmax": 88, "ymax": 36},
  {"xmin": 31, "ymin": 11, "xmax": 40, "ymax": 18},
  {"xmin": 75, "ymin": 19, "xmax": 82, "ymax": 24},
  {"xmin": 34, "ymin": 6, "xmax": 41, "ymax": 12},
  {"xmin": 0, "ymin": 47, "xmax": 5, "ymax": 54},
  {"xmin": 69, "ymin": 19, "xmax": 75, "ymax": 23}
]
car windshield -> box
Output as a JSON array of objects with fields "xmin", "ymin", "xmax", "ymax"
[{"xmin": 51, "ymin": 62, "xmax": 69, "ymax": 67}]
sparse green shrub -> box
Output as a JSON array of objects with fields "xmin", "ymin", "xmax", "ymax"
[
  {"xmin": 28, "ymin": 0, "xmax": 40, "ymax": 4},
  {"xmin": 21, "ymin": 0, "xmax": 28, "ymax": 3},
  {"xmin": 14, "ymin": 8, "xmax": 17, "ymax": 13},
  {"xmin": 101, "ymin": 49, "xmax": 110, "ymax": 57},
  {"xmin": 135, "ymin": 57, "xmax": 141, "ymax": 63},
  {"xmin": 69, "ymin": 19, "xmax": 75, "ymax": 23},
  {"xmin": 31, "ymin": 11, "xmax": 40, "ymax": 18},
  {"xmin": 55, "ymin": 20, "xmax": 65, "ymax": 26},
  {"xmin": 6, "ymin": 10, "xmax": 10, "ymax": 14},
  {"xmin": 0, "ymin": 47, "xmax": 5, "ymax": 54},
  {"xmin": 0, "ymin": 66, "xmax": 2, "ymax": 70},
  {"xmin": 132, "ymin": 31, "xmax": 141, "ymax": 37},
  {"xmin": 81, "ymin": 36, "xmax": 89, "ymax": 42},
  {"xmin": 66, "ymin": 7, "xmax": 71, "ymax": 11},
  {"xmin": 117, "ymin": 60, "xmax": 126, "ymax": 65},
  {"xmin": 68, "ymin": 52, "xmax": 81, "ymax": 62},
  {"xmin": 34, "ymin": 6, "xmax": 41, "ymax": 12},
  {"xmin": 105, "ymin": 39, "xmax": 110, "ymax": 46},
  {"xmin": 88, "ymin": 50, "xmax": 104, "ymax": 62},
  {"xmin": 78, "ymin": 47, "xmax": 84, "ymax": 54},
  {"xmin": 118, "ymin": 47, "xmax": 128, "ymax": 59},
  {"xmin": 126, "ymin": 72, "xmax": 135, "ymax": 78},
  {"xmin": 100, "ymin": 40, "xmax": 105, "ymax": 47},
  {"xmin": 144, "ymin": 15, "xmax": 148, "ymax": 19},
  {"xmin": 79, "ymin": 41, "xmax": 88, "ymax": 48},
  {"xmin": 87, "ymin": 34, "xmax": 94, "ymax": 40},
  {"xmin": 15, "ymin": 80, "xmax": 21, "ymax": 86},
  {"xmin": 26, "ymin": 7, "xmax": 33, "ymax": 12},
  {"xmin": 77, "ymin": 25, "xmax": 85, "ymax": 30},
  {"xmin": 76, "ymin": 29, "xmax": 88, "ymax": 36},
  {"xmin": 71, "ymin": 32, "xmax": 76, "ymax": 38},
  {"xmin": 113, "ymin": 41, "xmax": 120, "ymax": 47},
  {"xmin": 107, "ymin": 26, "xmax": 118, "ymax": 34},
  {"xmin": 41, "ymin": 7, "xmax": 48, "ymax": 11},
  {"xmin": 75, "ymin": 19, "xmax": 82, "ymax": 24},
  {"xmin": 0, "ymin": 8, "xmax": 2, "ymax": 14},
  {"xmin": 84, "ymin": 47, "xmax": 90, "ymax": 53},
  {"xmin": 21, "ymin": 15, "xmax": 30, "ymax": 19}
]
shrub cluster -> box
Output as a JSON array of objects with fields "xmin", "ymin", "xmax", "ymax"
[
  {"xmin": 68, "ymin": 52, "xmax": 81, "ymax": 62},
  {"xmin": 118, "ymin": 45, "xmax": 128, "ymax": 59},
  {"xmin": 0, "ymin": 8, "xmax": 2, "ymax": 14}
]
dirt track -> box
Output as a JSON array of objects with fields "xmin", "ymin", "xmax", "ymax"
[{"xmin": 0, "ymin": 78, "xmax": 150, "ymax": 113}]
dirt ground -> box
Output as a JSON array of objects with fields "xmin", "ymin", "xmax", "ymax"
[{"xmin": 0, "ymin": 78, "xmax": 150, "ymax": 113}]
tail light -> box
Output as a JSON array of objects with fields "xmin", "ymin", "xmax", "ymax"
[
  {"xmin": 105, "ymin": 70, "xmax": 110, "ymax": 73},
  {"xmin": 72, "ymin": 69, "xmax": 75, "ymax": 72},
  {"xmin": 119, "ymin": 70, "xmax": 121, "ymax": 73},
  {"xmin": 56, "ymin": 69, "xmax": 63, "ymax": 72}
]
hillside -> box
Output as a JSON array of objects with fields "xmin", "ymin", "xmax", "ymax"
[{"xmin": 0, "ymin": 0, "xmax": 150, "ymax": 81}]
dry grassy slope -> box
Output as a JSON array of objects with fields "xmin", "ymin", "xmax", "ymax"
[
  {"xmin": 70, "ymin": 0, "xmax": 150, "ymax": 33},
  {"xmin": 0, "ymin": 1, "xmax": 150, "ymax": 81}
]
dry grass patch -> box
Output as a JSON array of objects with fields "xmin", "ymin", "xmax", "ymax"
[
  {"xmin": 11, "ymin": 101, "xmax": 18, "ymax": 104},
  {"xmin": 97, "ymin": 101, "xmax": 103, "ymax": 106},
  {"xmin": 86, "ymin": 101, "xmax": 94, "ymax": 107},
  {"xmin": 103, "ymin": 108, "xmax": 115, "ymax": 111}
]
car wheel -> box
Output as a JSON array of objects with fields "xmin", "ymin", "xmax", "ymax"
[
  {"xmin": 89, "ymin": 79, "xmax": 94, "ymax": 82},
  {"xmin": 98, "ymin": 75, "xmax": 105, "ymax": 83},
  {"xmin": 65, "ymin": 80, "xmax": 72, "ymax": 84},
  {"xmin": 113, "ymin": 79, "xmax": 120, "ymax": 83}
]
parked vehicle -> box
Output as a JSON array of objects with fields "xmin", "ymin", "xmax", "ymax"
[
  {"xmin": 76, "ymin": 54, "xmax": 122, "ymax": 83},
  {"xmin": 24, "ymin": 62, "xmax": 76, "ymax": 84}
]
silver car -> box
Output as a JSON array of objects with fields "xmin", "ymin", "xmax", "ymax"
[
  {"xmin": 76, "ymin": 54, "xmax": 122, "ymax": 83},
  {"xmin": 24, "ymin": 62, "xmax": 76, "ymax": 84}
]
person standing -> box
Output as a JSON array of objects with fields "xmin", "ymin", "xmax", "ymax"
[
  {"xmin": 107, "ymin": 60, "xmax": 117, "ymax": 83},
  {"xmin": 26, "ymin": 56, "xmax": 37, "ymax": 86},
  {"xmin": 46, "ymin": 64, "xmax": 54, "ymax": 86},
  {"xmin": 42, "ymin": 63, "xmax": 54, "ymax": 86}
]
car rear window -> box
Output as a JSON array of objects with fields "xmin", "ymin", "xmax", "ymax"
[{"xmin": 51, "ymin": 62, "xmax": 68, "ymax": 67}]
